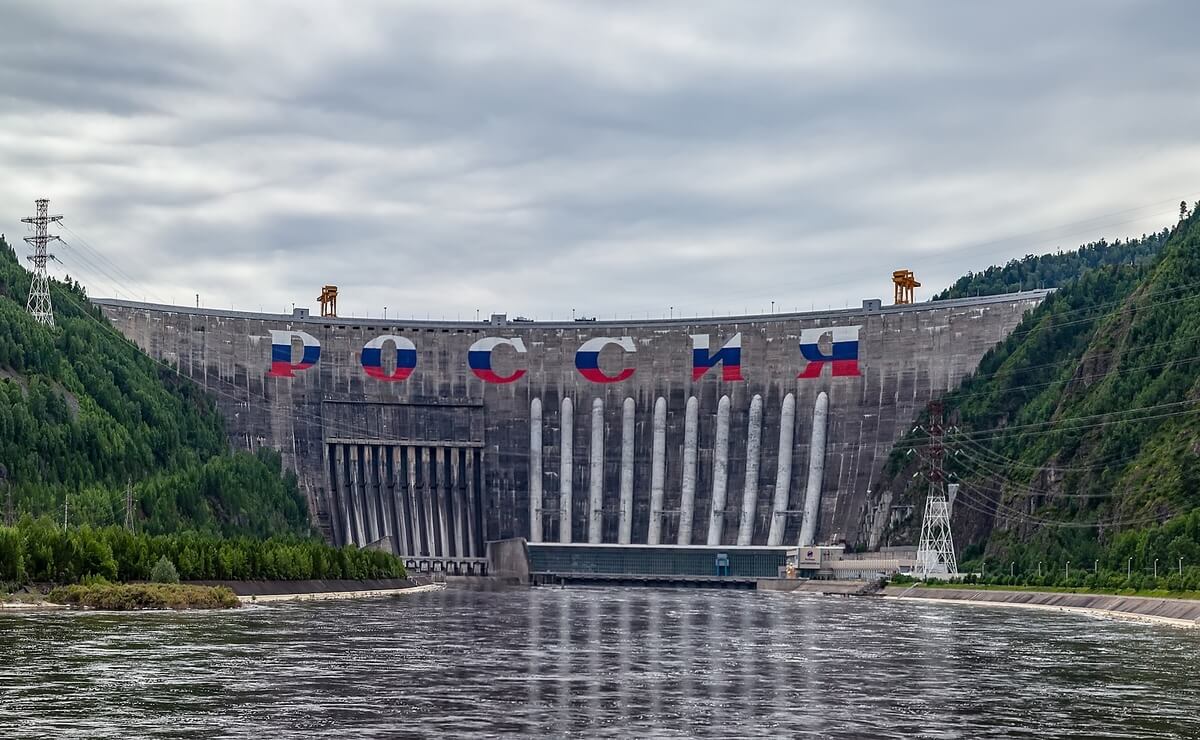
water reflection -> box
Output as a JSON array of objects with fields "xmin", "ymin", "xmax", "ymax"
[
  {"xmin": 554, "ymin": 590, "xmax": 570, "ymax": 736},
  {"xmin": 526, "ymin": 586, "xmax": 540, "ymax": 733},
  {"xmin": 1, "ymin": 588, "xmax": 1199, "ymax": 738}
]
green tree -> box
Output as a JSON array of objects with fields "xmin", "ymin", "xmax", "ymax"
[
  {"xmin": 0, "ymin": 526, "xmax": 24, "ymax": 582},
  {"xmin": 885, "ymin": 209, "xmax": 1200, "ymax": 584},
  {"xmin": 149, "ymin": 556, "xmax": 180, "ymax": 584},
  {"xmin": 0, "ymin": 234, "xmax": 311, "ymax": 538}
]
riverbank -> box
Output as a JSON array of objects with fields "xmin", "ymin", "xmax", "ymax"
[
  {"xmin": 2, "ymin": 578, "xmax": 441, "ymax": 611},
  {"xmin": 882, "ymin": 585, "xmax": 1200, "ymax": 628},
  {"xmin": 903, "ymin": 581, "xmax": 1200, "ymax": 600},
  {"xmin": 0, "ymin": 595, "xmax": 65, "ymax": 611},
  {"xmin": 3, "ymin": 583, "xmax": 241, "ymax": 611},
  {"xmin": 187, "ymin": 577, "xmax": 440, "ymax": 603},
  {"xmin": 236, "ymin": 583, "xmax": 443, "ymax": 603},
  {"xmin": 50, "ymin": 583, "xmax": 240, "ymax": 610}
]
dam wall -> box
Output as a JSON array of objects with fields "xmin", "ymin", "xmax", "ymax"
[{"xmin": 96, "ymin": 291, "xmax": 1047, "ymax": 556}]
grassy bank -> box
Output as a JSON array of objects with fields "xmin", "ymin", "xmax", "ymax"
[
  {"xmin": 46, "ymin": 583, "xmax": 240, "ymax": 610},
  {"xmin": 896, "ymin": 580, "xmax": 1200, "ymax": 601}
]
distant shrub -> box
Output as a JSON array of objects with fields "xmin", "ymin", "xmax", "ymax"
[{"xmin": 150, "ymin": 556, "xmax": 180, "ymax": 584}]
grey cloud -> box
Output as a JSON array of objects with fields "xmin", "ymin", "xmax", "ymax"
[{"xmin": 1, "ymin": 0, "xmax": 1199, "ymax": 321}]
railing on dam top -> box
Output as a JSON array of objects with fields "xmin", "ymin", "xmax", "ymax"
[{"xmin": 92, "ymin": 290, "xmax": 1053, "ymax": 330}]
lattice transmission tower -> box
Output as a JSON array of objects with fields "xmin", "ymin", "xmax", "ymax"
[
  {"xmin": 21, "ymin": 198, "xmax": 63, "ymax": 327},
  {"xmin": 914, "ymin": 400, "xmax": 958, "ymax": 579},
  {"xmin": 124, "ymin": 479, "xmax": 136, "ymax": 531}
]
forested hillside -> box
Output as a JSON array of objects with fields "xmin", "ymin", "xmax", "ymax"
[
  {"xmin": 934, "ymin": 229, "xmax": 1169, "ymax": 300},
  {"xmin": 0, "ymin": 236, "xmax": 310, "ymax": 538},
  {"xmin": 881, "ymin": 205, "xmax": 1200, "ymax": 589}
]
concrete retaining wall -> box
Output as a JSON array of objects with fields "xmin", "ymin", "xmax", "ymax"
[
  {"xmin": 188, "ymin": 578, "xmax": 419, "ymax": 596},
  {"xmin": 758, "ymin": 579, "xmax": 871, "ymax": 595},
  {"xmin": 487, "ymin": 537, "xmax": 532, "ymax": 585},
  {"xmin": 882, "ymin": 586, "xmax": 1200, "ymax": 625}
]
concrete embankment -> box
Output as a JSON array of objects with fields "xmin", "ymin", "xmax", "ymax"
[
  {"xmin": 188, "ymin": 578, "xmax": 442, "ymax": 603},
  {"xmin": 882, "ymin": 586, "xmax": 1200, "ymax": 628},
  {"xmin": 759, "ymin": 579, "xmax": 875, "ymax": 595}
]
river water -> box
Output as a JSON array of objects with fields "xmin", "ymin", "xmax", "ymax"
[{"xmin": 1, "ymin": 587, "xmax": 1197, "ymax": 738}]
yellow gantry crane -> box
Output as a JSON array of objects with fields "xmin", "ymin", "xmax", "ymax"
[
  {"xmin": 892, "ymin": 270, "xmax": 920, "ymax": 305},
  {"xmin": 319, "ymin": 285, "xmax": 338, "ymax": 317}
]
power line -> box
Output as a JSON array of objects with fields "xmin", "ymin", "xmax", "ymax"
[
  {"xmin": 951, "ymin": 454, "xmax": 1135, "ymax": 500},
  {"xmin": 901, "ymin": 463, "xmax": 1174, "ymax": 530},
  {"xmin": 55, "ymin": 238, "xmax": 133, "ymax": 299},
  {"xmin": 943, "ymin": 346, "xmax": 1200, "ymax": 412},
  {"xmin": 950, "ymin": 328, "xmax": 1200, "ymax": 393},
  {"xmin": 50, "ymin": 269, "xmax": 1200, "ymax": 461},
  {"xmin": 56, "ymin": 263, "xmax": 1200, "ymax": 460},
  {"xmin": 58, "ymin": 221, "xmax": 170, "ymax": 304},
  {"xmin": 947, "ymin": 484, "xmax": 1170, "ymax": 530},
  {"xmin": 882, "ymin": 398, "xmax": 1200, "ymax": 454},
  {"xmin": 47, "ymin": 274, "xmax": 1200, "ymax": 543},
  {"xmin": 46, "ymin": 231, "xmax": 1200, "ymax": 489},
  {"xmin": 49, "ymin": 285, "xmax": 410, "ymax": 443},
  {"xmin": 945, "ymin": 400, "xmax": 1200, "ymax": 446},
  {"xmin": 997, "ymin": 280, "xmax": 1200, "ymax": 344},
  {"xmin": 52, "ymin": 191, "xmax": 1199, "ymax": 322},
  {"xmin": 80, "ymin": 253, "xmax": 1200, "ymax": 437},
  {"xmin": 953, "ymin": 434, "xmax": 1141, "ymax": 474},
  {"xmin": 65, "ymin": 226, "xmax": 1200, "ymax": 432}
]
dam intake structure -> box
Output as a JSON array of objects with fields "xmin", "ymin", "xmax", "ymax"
[{"xmin": 97, "ymin": 292, "xmax": 1048, "ymax": 561}]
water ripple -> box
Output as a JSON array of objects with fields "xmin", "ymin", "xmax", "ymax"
[{"xmin": 1, "ymin": 589, "xmax": 1198, "ymax": 738}]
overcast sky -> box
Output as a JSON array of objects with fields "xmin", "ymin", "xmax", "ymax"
[{"xmin": 1, "ymin": 1, "xmax": 1198, "ymax": 320}]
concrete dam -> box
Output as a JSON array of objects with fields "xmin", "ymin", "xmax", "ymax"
[{"xmin": 97, "ymin": 292, "xmax": 1047, "ymax": 564}]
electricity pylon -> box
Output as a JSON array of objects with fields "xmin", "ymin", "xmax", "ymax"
[
  {"xmin": 914, "ymin": 401, "xmax": 958, "ymax": 579},
  {"xmin": 21, "ymin": 198, "xmax": 63, "ymax": 327}
]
